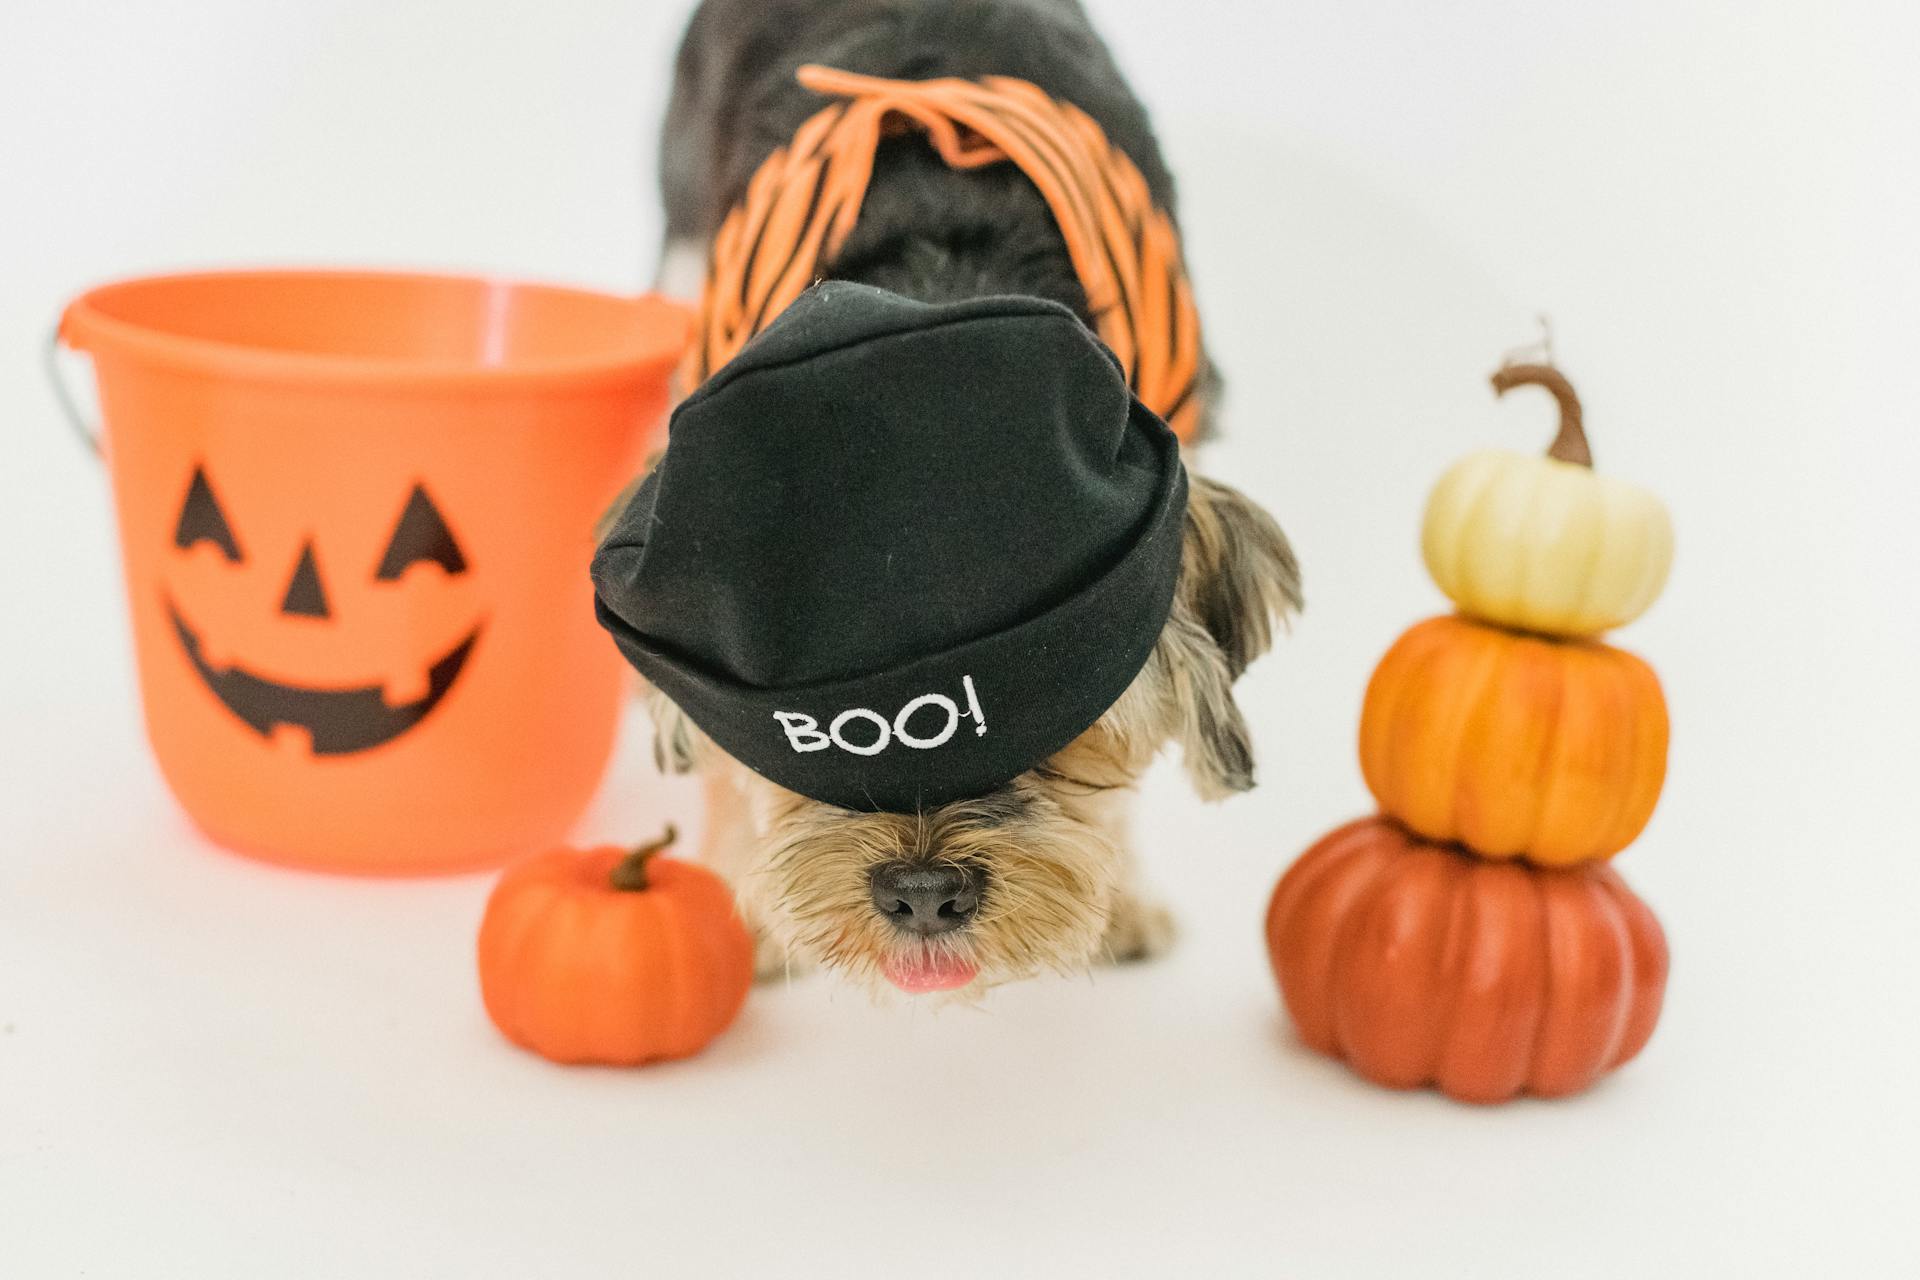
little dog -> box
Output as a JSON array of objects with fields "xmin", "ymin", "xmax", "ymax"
[{"xmin": 596, "ymin": 0, "xmax": 1301, "ymax": 996}]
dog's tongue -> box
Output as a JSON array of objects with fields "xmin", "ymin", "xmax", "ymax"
[{"xmin": 883, "ymin": 952, "xmax": 979, "ymax": 994}]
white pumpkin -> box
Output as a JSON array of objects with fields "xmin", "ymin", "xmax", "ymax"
[{"xmin": 1421, "ymin": 365, "xmax": 1673, "ymax": 638}]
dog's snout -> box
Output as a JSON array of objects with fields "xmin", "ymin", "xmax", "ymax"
[{"xmin": 868, "ymin": 861, "xmax": 983, "ymax": 935}]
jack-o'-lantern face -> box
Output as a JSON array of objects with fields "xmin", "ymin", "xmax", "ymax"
[{"xmin": 164, "ymin": 463, "xmax": 483, "ymax": 755}]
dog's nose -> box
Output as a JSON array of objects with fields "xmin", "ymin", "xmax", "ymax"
[{"xmin": 868, "ymin": 861, "xmax": 983, "ymax": 935}]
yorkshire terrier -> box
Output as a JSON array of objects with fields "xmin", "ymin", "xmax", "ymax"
[{"xmin": 637, "ymin": 0, "xmax": 1301, "ymax": 995}]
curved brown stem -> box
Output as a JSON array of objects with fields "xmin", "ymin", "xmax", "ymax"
[
  {"xmin": 608, "ymin": 823, "xmax": 679, "ymax": 892},
  {"xmin": 1490, "ymin": 363, "xmax": 1592, "ymax": 467}
]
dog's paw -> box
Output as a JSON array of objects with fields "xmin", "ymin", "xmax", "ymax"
[
  {"xmin": 752, "ymin": 928, "xmax": 812, "ymax": 984},
  {"xmin": 1099, "ymin": 893, "xmax": 1177, "ymax": 965}
]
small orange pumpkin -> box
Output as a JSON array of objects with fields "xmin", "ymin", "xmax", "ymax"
[
  {"xmin": 1359, "ymin": 613, "xmax": 1667, "ymax": 866},
  {"xmin": 1266, "ymin": 817, "xmax": 1667, "ymax": 1103},
  {"xmin": 477, "ymin": 827, "xmax": 753, "ymax": 1065}
]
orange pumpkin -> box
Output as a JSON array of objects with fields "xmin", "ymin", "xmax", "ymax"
[
  {"xmin": 477, "ymin": 827, "xmax": 753, "ymax": 1065},
  {"xmin": 1266, "ymin": 817, "xmax": 1667, "ymax": 1103},
  {"xmin": 1359, "ymin": 614, "xmax": 1667, "ymax": 866}
]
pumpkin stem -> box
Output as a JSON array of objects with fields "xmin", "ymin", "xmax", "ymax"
[
  {"xmin": 1490, "ymin": 363, "xmax": 1592, "ymax": 468},
  {"xmin": 609, "ymin": 824, "xmax": 678, "ymax": 892}
]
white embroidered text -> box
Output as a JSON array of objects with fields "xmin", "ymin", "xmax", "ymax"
[{"xmin": 775, "ymin": 675, "xmax": 987, "ymax": 755}]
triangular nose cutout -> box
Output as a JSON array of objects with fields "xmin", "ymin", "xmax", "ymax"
[{"xmin": 280, "ymin": 543, "xmax": 331, "ymax": 618}]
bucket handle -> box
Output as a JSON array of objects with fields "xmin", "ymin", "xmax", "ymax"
[{"xmin": 45, "ymin": 324, "xmax": 102, "ymax": 458}]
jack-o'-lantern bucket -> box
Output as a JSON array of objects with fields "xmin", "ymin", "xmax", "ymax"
[{"xmin": 57, "ymin": 269, "xmax": 689, "ymax": 875}]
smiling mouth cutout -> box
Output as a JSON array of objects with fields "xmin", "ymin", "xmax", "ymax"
[{"xmin": 168, "ymin": 602, "xmax": 480, "ymax": 755}]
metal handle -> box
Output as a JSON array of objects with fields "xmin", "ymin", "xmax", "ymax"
[{"xmin": 45, "ymin": 324, "xmax": 101, "ymax": 457}]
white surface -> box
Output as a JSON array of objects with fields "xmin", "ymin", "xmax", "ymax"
[{"xmin": 4, "ymin": 2, "xmax": 1918, "ymax": 1276}]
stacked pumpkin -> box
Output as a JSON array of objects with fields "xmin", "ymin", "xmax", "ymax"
[{"xmin": 1266, "ymin": 363, "xmax": 1675, "ymax": 1104}]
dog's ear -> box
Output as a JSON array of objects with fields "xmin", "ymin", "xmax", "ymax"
[
  {"xmin": 1159, "ymin": 475, "xmax": 1301, "ymax": 798},
  {"xmin": 1152, "ymin": 606, "xmax": 1256, "ymax": 799},
  {"xmin": 1182, "ymin": 475, "xmax": 1303, "ymax": 679},
  {"xmin": 646, "ymin": 686, "xmax": 698, "ymax": 775}
]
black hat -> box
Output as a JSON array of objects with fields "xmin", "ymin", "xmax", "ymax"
[{"xmin": 591, "ymin": 282, "xmax": 1188, "ymax": 812}]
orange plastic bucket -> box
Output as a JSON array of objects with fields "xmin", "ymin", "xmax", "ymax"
[{"xmin": 58, "ymin": 270, "xmax": 689, "ymax": 875}]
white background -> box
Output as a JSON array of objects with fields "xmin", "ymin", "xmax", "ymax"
[{"xmin": 4, "ymin": 1, "xmax": 1917, "ymax": 1276}]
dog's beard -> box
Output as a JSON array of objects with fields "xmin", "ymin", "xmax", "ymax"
[{"xmin": 739, "ymin": 771, "xmax": 1124, "ymax": 996}]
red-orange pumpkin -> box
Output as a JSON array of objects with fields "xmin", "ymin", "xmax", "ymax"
[
  {"xmin": 477, "ymin": 828, "xmax": 753, "ymax": 1065},
  {"xmin": 1266, "ymin": 816, "xmax": 1668, "ymax": 1103},
  {"xmin": 1360, "ymin": 614, "xmax": 1668, "ymax": 866}
]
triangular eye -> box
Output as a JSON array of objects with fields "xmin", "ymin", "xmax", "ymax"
[
  {"xmin": 375, "ymin": 484, "xmax": 467, "ymax": 580},
  {"xmin": 174, "ymin": 465, "xmax": 243, "ymax": 562}
]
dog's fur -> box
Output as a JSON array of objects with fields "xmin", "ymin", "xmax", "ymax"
[{"xmin": 648, "ymin": 0, "xmax": 1301, "ymax": 993}]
